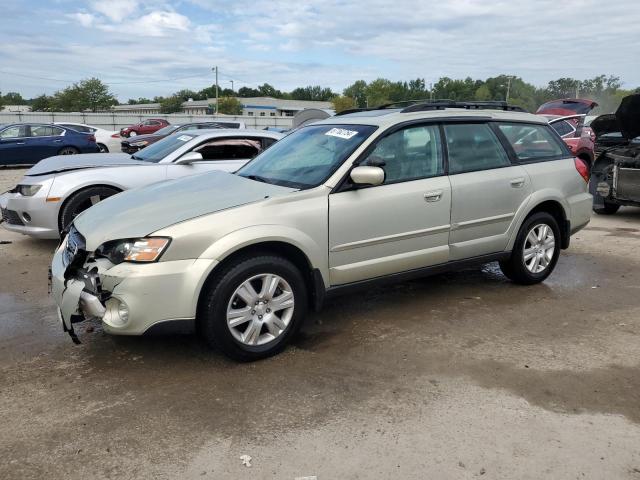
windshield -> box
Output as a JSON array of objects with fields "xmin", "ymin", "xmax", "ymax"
[
  {"xmin": 132, "ymin": 133, "xmax": 197, "ymax": 162},
  {"xmin": 237, "ymin": 124, "xmax": 376, "ymax": 188},
  {"xmin": 154, "ymin": 125, "xmax": 180, "ymax": 136}
]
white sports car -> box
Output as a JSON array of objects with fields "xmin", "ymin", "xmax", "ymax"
[{"xmin": 0, "ymin": 129, "xmax": 283, "ymax": 239}]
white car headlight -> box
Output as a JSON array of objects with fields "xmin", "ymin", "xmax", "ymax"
[
  {"xmin": 130, "ymin": 141, "xmax": 148, "ymax": 147},
  {"xmin": 17, "ymin": 184, "xmax": 42, "ymax": 196}
]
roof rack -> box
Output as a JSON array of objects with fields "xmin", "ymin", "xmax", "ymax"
[{"xmin": 335, "ymin": 99, "xmax": 526, "ymax": 116}]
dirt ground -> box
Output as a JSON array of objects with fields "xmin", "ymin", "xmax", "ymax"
[{"xmin": 1, "ymin": 168, "xmax": 640, "ymax": 479}]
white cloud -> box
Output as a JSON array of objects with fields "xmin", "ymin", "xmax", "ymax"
[
  {"xmin": 67, "ymin": 12, "xmax": 95, "ymax": 27},
  {"xmin": 136, "ymin": 11, "xmax": 191, "ymax": 36},
  {"xmin": 90, "ymin": 0, "xmax": 138, "ymax": 23}
]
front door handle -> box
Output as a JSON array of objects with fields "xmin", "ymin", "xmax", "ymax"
[
  {"xmin": 424, "ymin": 190, "xmax": 443, "ymax": 202},
  {"xmin": 510, "ymin": 177, "xmax": 525, "ymax": 188}
]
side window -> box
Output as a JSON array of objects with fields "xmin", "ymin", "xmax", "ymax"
[
  {"xmin": 361, "ymin": 124, "xmax": 443, "ymax": 184},
  {"xmin": 497, "ymin": 123, "xmax": 566, "ymax": 162},
  {"xmin": 31, "ymin": 126, "xmax": 64, "ymax": 137},
  {"xmin": 262, "ymin": 138, "xmax": 277, "ymax": 150},
  {"xmin": 551, "ymin": 120, "xmax": 574, "ymax": 137},
  {"xmin": 194, "ymin": 138, "xmax": 262, "ymax": 160},
  {"xmin": 444, "ymin": 123, "xmax": 510, "ymax": 174},
  {"xmin": 0, "ymin": 125, "xmax": 28, "ymax": 138}
]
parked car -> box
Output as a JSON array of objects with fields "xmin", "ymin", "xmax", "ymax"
[
  {"xmin": 589, "ymin": 93, "xmax": 640, "ymax": 214},
  {"xmin": 536, "ymin": 98, "xmax": 598, "ymax": 116},
  {"xmin": 55, "ymin": 122, "xmax": 121, "ymax": 153},
  {"xmin": 120, "ymin": 119, "xmax": 170, "ymax": 137},
  {"xmin": 49, "ymin": 101, "xmax": 592, "ymax": 360},
  {"xmin": 121, "ymin": 122, "xmax": 226, "ymax": 154},
  {"xmin": 546, "ymin": 115, "xmax": 595, "ymax": 167},
  {"xmin": 0, "ymin": 129, "xmax": 282, "ymax": 238},
  {"xmin": 0, "ymin": 123, "xmax": 100, "ymax": 166}
]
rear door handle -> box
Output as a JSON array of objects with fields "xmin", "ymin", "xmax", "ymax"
[
  {"xmin": 510, "ymin": 177, "xmax": 525, "ymax": 188},
  {"xmin": 424, "ymin": 190, "xmax": 443, "ymax": 202}
]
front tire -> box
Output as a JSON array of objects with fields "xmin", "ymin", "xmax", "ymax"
[
  {"xmin": 58, "ymin": 186, "xmax": 120, "ymax": 233},
  {"xmin": 98, "ymin": 143, "xmax": 109, "ymax": 153},
  {"xmin": 198, "ymin": 254, "xmax": 308, "ymax": 361},
  {"xmin": 128, "ymin": 131, "xmax": 137, "ymax": 137},
  {"xmin": 593, "ymin": 201, "xmax": 620, "ymax": 215},
  {"xmin": 500, "ymin": 212, "xmax": 560, "ymax": 285}
]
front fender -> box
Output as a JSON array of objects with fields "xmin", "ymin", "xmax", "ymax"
[{"xmin": 199, "ymin": 224, "xmax": 329, "ymax": 285}]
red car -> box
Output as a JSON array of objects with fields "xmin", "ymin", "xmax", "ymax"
[
  {"xmin": 120, "ymin": 118, "xmax": 170, "ymax": 138},
  {"xmin": 537, "ymin": 99, "xmax": 598, "ymax": 167}
]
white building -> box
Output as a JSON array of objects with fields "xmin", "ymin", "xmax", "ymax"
[
  {"xmin": 1, "ymin": 105, "xmax": 32, "ymax": 113},
  {"xmin": 112, "ymin": 97, "xmax": 333, "ymax": 117}
]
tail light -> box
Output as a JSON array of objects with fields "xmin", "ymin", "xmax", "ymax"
[
  {"xmin": 111, "ymin": 133, "xmax": 120, "ymax": 138},
  {"xmin": 87, "ymin": 134, "xmax": 96, "ymax": 143},
  {"xmin": 574, "ymin": 157, "xmax": 589, "ymax": 183}
]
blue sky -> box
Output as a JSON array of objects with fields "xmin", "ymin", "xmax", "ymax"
[{"xmin": 1, "ymin": 0, "xmax": 638, "ymax": 101}]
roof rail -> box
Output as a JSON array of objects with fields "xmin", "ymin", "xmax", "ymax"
[{"xmin": 401, "ymin": 101, "xmax": 526, "ymax": 113}]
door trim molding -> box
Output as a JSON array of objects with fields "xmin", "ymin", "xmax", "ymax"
[
  {"xmin": 330, "ymin": 224, "xmax": 450, "ymax": 252},
  {"xmin": 451, "ymin": 212, "xmax": 514, "ymax": 230}
]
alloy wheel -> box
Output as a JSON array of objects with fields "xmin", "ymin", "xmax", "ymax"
[
  {"xmin": 523, "ymin": 223, "xmax": 555, "ymax": 274},
  {"xmin": 59, "ymin": 147, "xmax": 78, "ymax": 155},
  {"xmin": 226, "ymin": 273, "xmax": 295, "ymax": 346}
]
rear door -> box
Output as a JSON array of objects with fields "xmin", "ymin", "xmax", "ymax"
[
  {"xmin": 328, "ymin": 123, "xmax": 451, "ymax": 285},
  {"xmin": 29, "ymin": 125, "xmax": 67, "ymax": 160},
  {"xmin": 445, "ymin": 122, "xmax": 532, "ymax": 260}
]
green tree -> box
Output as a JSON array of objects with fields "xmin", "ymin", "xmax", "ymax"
[
  {"xmin": 52, "ymin": 78, "xmax": 117, "ymax": 112},
  {"xmin": 31, "ymin": 94, "xmax": 54, "ymax": 111},
  {"xmin": 159, "ymin": 95, "xmax": 184, "ymax": 113},
  {"xmin": 331, "ymin": 95, "xmax": 356, "ymax": 113},
  {"xmin": 127, "ymin": 97, "xmax": 152, "ymax": 104},
  {"xmin": 343, "ymin": 80, "xmax": 368, "ymax": 108},
  {"xmin": 291, "ymin": 86, "xmax": 336, "ymax": 101},
  {"xmin": 215, "ymin": 96, "xmax": 243, "ymax": 115},
  {"xmin": 237, "ymin": 86, "xmax": 262, "ymax": 97},
  {"xmin": 2, "ymin": 92, "xmax": 25, "ymax": 105}
]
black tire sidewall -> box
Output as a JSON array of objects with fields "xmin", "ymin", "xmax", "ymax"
[
  {"xmin": 509, "ymin": 212, "xmax": 561, "ymax": 284},
  {"xmin": 58, "ymin": 147, "xmax": 79, "ymax": 155},
  {"xmin": 200, "ymin": 255, "xmax": 308, "ymax": 361},
  {"xmin": 59, "ymin": 186, "xmax": 119, "ymax": 233}
]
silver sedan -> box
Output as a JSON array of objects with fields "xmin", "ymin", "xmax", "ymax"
[{"xmin": 0, "ymin": 129, "xmax": 283, "ymax": 239}]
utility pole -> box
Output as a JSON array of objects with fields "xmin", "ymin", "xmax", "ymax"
[
  {"xmin": 230, "ymin": 80, "xmax": 234, "ymax": 93},
  {"xmin": 429, "ymin": 83, "xmax": 434, "ymax": 101},
  {"xmin": 212, "ymin": 66, "xmax": 219, "ymax": 115},
  {"xmin": 505, "ymin": 76, "xmax": 514, "ymax": 102}
]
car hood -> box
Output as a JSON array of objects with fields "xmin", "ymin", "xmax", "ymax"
[
  {"xmin": 73, "ymin": 171, "xmax": 296, "ymax": 250},
  {"xmin": 591, "ymin": 94, "xmax": 640, "ymax": 140},
  {"xmin": 25, "ymin": 153, "xmax": 143, "ymax": 176}
]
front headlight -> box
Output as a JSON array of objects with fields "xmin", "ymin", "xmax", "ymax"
[
  {"xmin": 96, "ymin": 237, "xmax": 170, "ymax": 264},
  {"xmin": 17, "ymin": 184, "xmax": 42, "ymax": 196},
  {"xmin": 130, "ymin": 141, "xmax": 148, "ymax": 147}
]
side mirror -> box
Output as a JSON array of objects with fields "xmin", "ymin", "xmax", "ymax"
[
  {"xmin": 174, "ymin": 151, "xmax": 203, "ymax": 165},
  {"xmin": 350, "ymin": 166, "xmax": 385, "ymax": 186}
]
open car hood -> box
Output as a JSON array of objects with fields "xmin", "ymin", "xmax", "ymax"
[
  {"xmin": 536, "ymin": 98, "xmax": 598, "ymax": 116},
  {"xmin": 73, "ymin": 170, "xmax": 295, "ymax": 250},
  {"xmin": 25, "ymin": 153, "xmax": 143, "ymax": 176},
  {"xmin": 591, "ymin": 94, "xmax": 640, "ymax": 140}
]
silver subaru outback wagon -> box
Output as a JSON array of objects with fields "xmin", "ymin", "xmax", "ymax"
[{"xmin": 51, "ymin": 101, "xmax": 592, "ymax": 361}]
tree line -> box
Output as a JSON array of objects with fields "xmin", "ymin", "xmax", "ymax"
[{"xmin": 2, "ymin": 74, "xmax": 637, "ymax": 115}]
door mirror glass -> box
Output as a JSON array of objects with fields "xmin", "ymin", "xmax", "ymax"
[
  {"xmin": 175, "ymin": 151, "xmax": 204, "ymax": 165},
  {"xmin": 350, "ymin": 166, "xmax": 385, "ymax": 186}
]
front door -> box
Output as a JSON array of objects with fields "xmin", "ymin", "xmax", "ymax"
[
  {"xmin": 329, "ymin": 124, "xmax": 452, "ymax": 285},
  {"xmin": 0, "ymin": 125, "xmax": 30, "ymax": 165},
  {"xmin": 444, "ymin": 122, "xmax": 532, "ymax": 260}
]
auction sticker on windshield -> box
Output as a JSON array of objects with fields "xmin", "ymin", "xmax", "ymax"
[
  {"xmin": 177, "ymin": 135, "xmax": 193, "ymax": 142},
  {"xmin": 325, "ymin": 128, "xmax": 358, "ymax": 140}
]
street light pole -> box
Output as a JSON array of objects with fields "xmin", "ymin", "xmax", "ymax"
[
  {"xmin": 230, "ymin": 80, "xmax": 234, "ymax": 93},
  {"xmin": 212, "ymin": 66, "xmax": 219, "ymax": 115},
  {"xmin": 505, "ymin": 76, "xmax": 514, "ymax": 102}
]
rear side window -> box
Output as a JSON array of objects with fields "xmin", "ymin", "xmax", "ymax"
[
  {"xmin": 497, "ymin": 123, "xmax": 566, "ymax": 162},
  {"xmin": 444, "ymin": 123, "xmax": 510, "ymax": 174},
  {"xmin": 31, "ymin": 126, "xmax": 64, "ymax": 137},
  {"xmin": 194, "ymin": 138, "xmax": 261, "ymax": 160},
  {"xmin": 551, "ymin": 120, "xmax": 574, "ymax": 137}
]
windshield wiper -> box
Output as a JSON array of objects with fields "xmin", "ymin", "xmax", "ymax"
[
  {"xmin": 131, "ymin": 154, "xmax": 142, "ymax": 160},
  {"xmin": 243, "ymin": 174, "xmax": 273, "ymax": 184}
]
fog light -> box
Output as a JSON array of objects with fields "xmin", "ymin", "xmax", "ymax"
[
  {"xmin": 103, "ymin": 297, "xmax": 130, "ymax": 327},
  {"xmin": 22, "ymin": 212, "xmax": 31, "ymax": 222}
]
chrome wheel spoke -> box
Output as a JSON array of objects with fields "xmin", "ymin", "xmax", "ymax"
[
  {"xmin": 236, "ymin": 282, "xmax": 259, "ymax": 305},
  {"xmin": 526, "ymin": 231, "xmax": 538, "ymax": 246},
  {"xmin": 523, "ymin": 223, "xmax": 556, "ymax": 274},
  {"xmin": 242, "ymin": 319, "xmax": 261, "ymax": 345},
  {"xmin": 227, "ymin": 306, "xmax": 253, "ymax": 328},
  {"xmin": 524, "ymin": 247, "xmax": 537, "ymax": 261},
  {"xmin": 270, "ymin": 291, "xmax": 293, "ymax": 312}
]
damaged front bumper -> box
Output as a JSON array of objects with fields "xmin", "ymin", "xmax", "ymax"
[{"xmin": 51, "ymin": 232, "xmax": 218, "ymax": 342}]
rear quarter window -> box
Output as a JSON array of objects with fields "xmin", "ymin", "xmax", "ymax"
[{"xmin": 497, "ymin": 123, "xmax": 568, "ymax": 162}]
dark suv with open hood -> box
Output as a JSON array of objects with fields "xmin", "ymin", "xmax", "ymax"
[{"xmin": 589, "ymin": 94, "xmax": 640, "ymax": 214}]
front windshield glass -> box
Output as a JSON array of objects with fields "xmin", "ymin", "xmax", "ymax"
[
  {"xmin": 237, "ymin": 124, "xmax": 376, "ymax": 188},
  {"xmin": 154, "ymin": 125, "xmax": 180, "ymax": 136},
  {"xmin": 132, "ymin": 133, "xmax": 197, "ymax": 162}
]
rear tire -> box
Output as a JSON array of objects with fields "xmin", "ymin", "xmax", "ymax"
[
  {"xmin": 98, "ymin": 143, "xmax": 109, "ymax": 153},
  {"xmin": 198, "ymin": 254, "xmax": 308, "ymax": 361},
  {"xmin": 593, "ymin": 201, "xmax": 620, "ymax": 215},
  {"xmin": 58, "ymin": 186, "xmax": 120, "ymax": 233},
  {"xmin": 128, "ymin": 131, "xmax": 137, "ymax": 137},
  {"xmin": 499, "ymin": 212, "xmax": 560, "ymax": 285},
  {"xmin": 58, "ymin": 146, "xmax": 79, "ymax": 155}
]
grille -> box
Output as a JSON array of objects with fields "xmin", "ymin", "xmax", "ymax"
[
  {"xmin": 617, "ymin": 168, "xmax": 640, "ymax": 201},
  {"xmin": 1, "ymin": 208, "xmax": 23, "ymax": 225}
]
